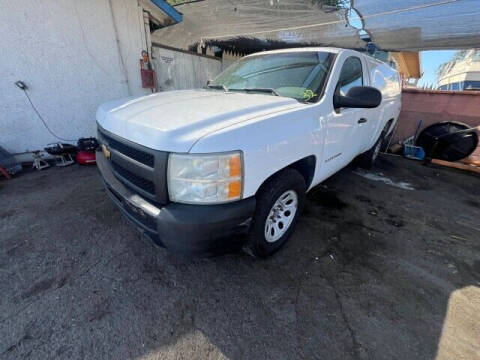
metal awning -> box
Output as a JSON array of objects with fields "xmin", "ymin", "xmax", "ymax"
[{"xmin": 142, "ymin": 0, "xmax": 183, "ymax": 26}]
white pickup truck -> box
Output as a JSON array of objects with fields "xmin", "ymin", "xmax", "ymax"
[{"xmin": 96, "ymin": 47, "xmax": 401, "ymax": 257}]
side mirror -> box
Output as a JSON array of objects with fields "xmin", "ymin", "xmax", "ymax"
[
  {"xmin": 333, "ymin": 86, "xmax": 382, "ymax": 109},
  {"xmin": 206, "ymin": 79, "xmax": 212, "ymax": 86}
]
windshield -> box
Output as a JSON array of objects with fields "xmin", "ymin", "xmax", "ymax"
[{"xmin": 209, "ymin": 51, "xmax": 335, "ymax": 102}]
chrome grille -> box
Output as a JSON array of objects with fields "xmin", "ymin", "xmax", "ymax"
[
  {"xmin": 97, "ymin": 125, "xmax": 169, "ymax": 205},
  {"xmin": 111, "ymin": 162, "xmax": 155, "ymax": 195},
  {"xmin": 101, "ymin": 132, "xmax": 154, "ymax": 167}
]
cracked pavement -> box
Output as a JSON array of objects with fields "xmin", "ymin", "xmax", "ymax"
[{"xmin": 1, "ymin": 155, "xmax": 479, "ymax": 359}]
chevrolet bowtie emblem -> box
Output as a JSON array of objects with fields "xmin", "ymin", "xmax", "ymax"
[{"xmin": 101, "ymin": 144, "xmax": 111, "ymax": 159}]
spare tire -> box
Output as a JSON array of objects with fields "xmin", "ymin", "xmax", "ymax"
[{"xmin": 415, "ymin": 121, "xmax": 478, "ymax": 161}]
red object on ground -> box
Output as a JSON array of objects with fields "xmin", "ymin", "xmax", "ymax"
[
  {"xmin": 76, "ymin": 151, "xmax": 96, "ymax": 165},
  {"xmin": 0, "ymin": 165, "xmax": 12, "ymax": 179}
]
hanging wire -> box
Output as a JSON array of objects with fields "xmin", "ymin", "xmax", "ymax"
[{"xmin": 21, "ymin": 88, "xmax": 76, "ymax": 142}]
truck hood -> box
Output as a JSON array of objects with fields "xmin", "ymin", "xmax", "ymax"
[{"xmin": 96, "ymin": 89, "xmax": 302, "ymax": 152}]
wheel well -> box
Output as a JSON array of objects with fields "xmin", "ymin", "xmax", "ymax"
[
  {"xmin": 256, "ymin": 155, "xmax": 316, "ymax": 194},
  {"xmin": 380, "ymin": 119, "xmax": 395, "ymax": 152}
]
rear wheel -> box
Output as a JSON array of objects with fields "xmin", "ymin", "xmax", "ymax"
[
  {"xmin": 356, "ymin": 129, "xmax": 386, "ymax": 170},
  {"xmin": 246, "ymin": 168, "xmax": 306, "ymax": 257}
]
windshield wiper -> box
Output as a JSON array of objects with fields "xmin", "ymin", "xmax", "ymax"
[
  {"xmin": 207, "ymin": 84, "xmax": 228, "ymax": 92},
  {"xmin": 230, "ymin": 88, "xmax": 280, "ymax": 96}
]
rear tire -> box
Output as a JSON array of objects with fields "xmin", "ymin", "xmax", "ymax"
[
  {"xmin": 245, "ymin": 168, "xmax": 306, "ymax": 258},
  {"xmin": 356, "ymin": 132, "xmax": 385, "ymax": 170}
]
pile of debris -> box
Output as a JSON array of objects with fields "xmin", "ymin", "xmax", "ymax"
[
  {"xmin": 389, "ymin": 121, "xmax": 480, "ymax": 175},
  {"xmin": 0, "ymin": 138, "xmax": 98, "ymax": 180}
]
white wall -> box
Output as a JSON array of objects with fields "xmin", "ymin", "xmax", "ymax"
[
  {"xmin": 152, "ymin": 46, "xmax": 222, "ymax": 91},
  {"xmin": 0, "ymin": 0, "xmax": 151, "ymax": 153}
]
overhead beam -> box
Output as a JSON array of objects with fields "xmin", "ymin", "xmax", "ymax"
[{"xmin": 150, "ymin": 0, "xmax": 183, "ymax": 24}]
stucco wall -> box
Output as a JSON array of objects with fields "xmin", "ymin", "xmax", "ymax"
[
  {"xmin": 0, "ymin": 0, "xmax": 150, "ymax": 153},
  {"xmin": 396, "ymin": 89, "xmax": 480, "ymax": 142}
]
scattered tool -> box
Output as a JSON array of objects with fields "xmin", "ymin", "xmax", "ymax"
[
  {"xmin": 0, "ymin": 165, "xmax": 12, "ymax": 179},
  {"xmin": 44, "ymin": 143, "xmax": 77, "ymax": 167},
  {"xmin": 32, "ymin": 151, "xmax": 50, "ymax": 170},
  {"xmin": 0, "ymin": 146, "xmax": 22, "ymax": 177},
  {"xmin": 76, "ymin": 137, "xmax": 98, "ymax": 165},
  {"xmin": 403, "ymin": 144, "xmax": 425, "ymax": 160},
  {"xmin": 403, "ymin": 120, "xmax": 425, "ymax": 160}
]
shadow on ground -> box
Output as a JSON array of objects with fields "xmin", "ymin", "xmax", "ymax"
[{"xmin": 0, "ymin": 155, "xmax": 479, "ymax": 360}]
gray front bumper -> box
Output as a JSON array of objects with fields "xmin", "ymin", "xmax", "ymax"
[{"xmin": 97, "ymin": 151, "xmax": 256, "ymax": 255}]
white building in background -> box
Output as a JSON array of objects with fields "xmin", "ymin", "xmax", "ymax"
[
  {"xmin": 0, "ymin": 0, "xmax": 181, "ymax": 154},
  {"xmin": 437, "ymin": 49, "xmax": 480, "ymax": 91}
]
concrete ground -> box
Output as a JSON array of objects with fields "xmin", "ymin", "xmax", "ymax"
[{"xmin": 1, "ymin": 155, "xmax": 479, "ymax": 360}]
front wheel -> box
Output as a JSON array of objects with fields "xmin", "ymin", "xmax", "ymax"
[{"xmin": 245, "ymin": 168, "xmax": 306, "ymax": 257}]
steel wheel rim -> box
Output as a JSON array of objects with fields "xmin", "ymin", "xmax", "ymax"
[{"xmin": 264, "ymin": 190, "xmax": 298, "ymax": 243}]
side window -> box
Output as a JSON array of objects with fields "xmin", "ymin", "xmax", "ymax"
[{"xmin": 335, "ymin": 57, "xmax": 363, "ymax": 96}]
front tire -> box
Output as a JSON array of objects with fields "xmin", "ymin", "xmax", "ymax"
[{"xmin": 246, "ymin": 168, "xmax": 306, "ymax": 257}]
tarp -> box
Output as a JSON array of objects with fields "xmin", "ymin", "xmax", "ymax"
[{"xmin": 152, "ymin": 0, "xmax": 480, "ymax": 53}]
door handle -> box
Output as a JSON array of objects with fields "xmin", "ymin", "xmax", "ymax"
[{"xmin": 358, "ymin": 118, "xmax": 368, "ymax": 124}]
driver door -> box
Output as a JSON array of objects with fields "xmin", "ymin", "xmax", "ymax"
[{"xmin": 323, "ymin": 55, "xmax": 367, "ymax": 174}]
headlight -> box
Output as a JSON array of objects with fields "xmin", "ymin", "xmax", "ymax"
[{"xmin": 167, "ymin": 151, "xmax": 243, "ymax": 204}]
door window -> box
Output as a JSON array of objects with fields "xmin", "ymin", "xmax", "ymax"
[{"xmin": 335, "ymin": 57, "xmax": 363, "ymax": 96}]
